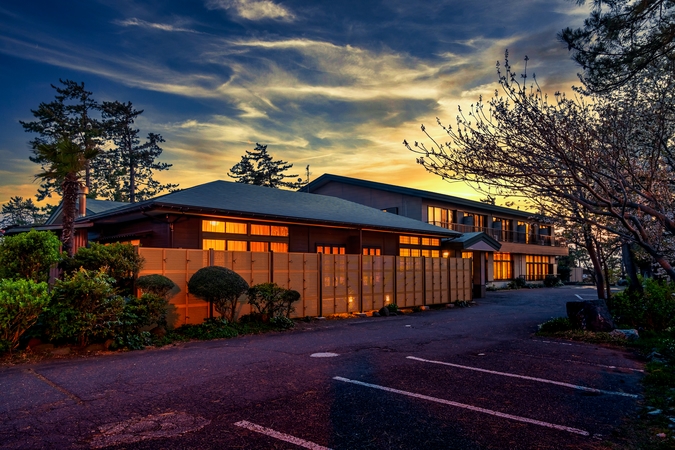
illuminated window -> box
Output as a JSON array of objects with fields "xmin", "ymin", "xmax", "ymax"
[
  {"xmin": 317, "ymin": 245, "xmax": 345, "ymax": 254},
  {"xmin": 399, "ymin": 236, "xmax": 411, "ymax": 244},
  {"xmin": 427, "ymin": 206, "xmax": 454, "ymax": 228},
  {"xmin": 250, "ymin": 241, "xmax": 269, "ymax": 252},
  {"xmin": 202, "ymin": 220, "xmax": 225, "ymax": 233},
  {"xmin": 271, "ymin": 226, "xmax": 288, "ymax": 236},
  {"xmin": 250, "ymin": 224, "xmax": 289, "ymax": 236},
  {"xmin": 270, "ymin": 242, "xmax": 288, "ymax": 252},
  {"xmin": 526, "ymin": 255, "xmax": 551, "ymax": 280},
  {"xmin": 251, "ymin": 224, "xmax": 269, "ymax": 235},
  {"xmin": 227, "ymin": 240, "xmax": 247, "ymax": 251},
  {"xmin": 493, "ymin": 252, "xmax": 513, "ymax": 281},
  {"xmin": 363, "ymin": 248, "xmax": 381, "ymax": 256},
  {"xmin": 462, "ymin": 252, "xmax": 473, "ymax": 259},
  {"xmin": 400, "ymin": 248, "xmax": 421, "ymax": 257},
  {"xmin": 226, "ymin": 222, "xmax": 247, "ymax": 234},
  {"xmin": 203, "ymin": 239, "xmax": 226, "ymax": 250},
  {"xmin": 422, "ymin": 238, "xmax": 440, "ymax": 246},
  {"xmin": 400, "ymin": 248, "xmax": 410, "ymax": 257}
]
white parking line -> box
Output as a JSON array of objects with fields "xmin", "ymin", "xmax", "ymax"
[
  {"xmin": 575, "ymin": 294, "xmax": 584, "ymax": 300},
  {"xmin": 234, "ymin": 420, "xmax": 332, "ymax": 450},
  {"xmin": 333, "ymin": 377, "xmax": 589, "ymax": 436},
  {"xmin": 406, "ymin": 356, "xmax": 639, "ymax": 398}
]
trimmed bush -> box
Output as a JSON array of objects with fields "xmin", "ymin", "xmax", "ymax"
[
  {"xmin": 0, "ymin": 230, "xmax": 61, "ymax": 282},
  {"xmin": 0, "ymin": 278, "xmax": 50, "ymax": 351},
  {"xmin": 247, "ymin": 283, "xmax": 300, "ymax": 319},
  {"xmin": 62, "ymin": 243, "xmax": 143, "ymax": 296},
  {"xmin": 386, "ymin": 303, "xmax": 399, "ymax": 313},
  {"xmin": 45, "ymin": 268, "xmax": 124, "ymax": 346},
  {"xmin": 136, "ymin": 274, "xmax": 178, "ymax": 299},
  {"xmin": 188, "ymin": 266, "xmax": 249, "ymax": 322}
]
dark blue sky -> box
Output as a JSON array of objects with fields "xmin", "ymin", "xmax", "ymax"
[{"xmin": 0, "ymin": 0, "xmax": 589, "ymax": 205}]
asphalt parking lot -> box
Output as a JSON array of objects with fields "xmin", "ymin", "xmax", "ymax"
[{"xmin": 0, "ymin": 286, "xmax": 644, "ymax": 449}]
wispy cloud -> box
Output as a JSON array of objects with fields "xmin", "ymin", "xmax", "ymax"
[
  {"xmin": 205, "ymin": 0, "xmax": 295, "ymax": 21},
  {"xmin": 113, "ymin": 18, "xmax": 204, "ymax": 34}
]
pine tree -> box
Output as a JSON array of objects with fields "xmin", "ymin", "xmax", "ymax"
[
  {"xmin": 0, "ymin": 197, "xmax": 48, "ymax": 228},
  {"xmin": 228, "ymin": 144, "xmax": 306, "ymax": 189},
  {"xmin": 20, "ymin": 80, "xmax": 104, "ymax": 200},
  {"xmin": 100, "ymin": 101, "xmax": 178, "ymax": 202}
]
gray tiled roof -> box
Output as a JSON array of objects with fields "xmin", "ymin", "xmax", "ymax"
[
  {"xmin": 301, "ymin": 174, "xmax": 535, "ymax": 218},
  {"xmin": 83, "ymin": 180, "xmax": 460, "ymax": 237},
  {"xmin": 45, "ymin": 198, "xmax": 129, "ymax": 225}
]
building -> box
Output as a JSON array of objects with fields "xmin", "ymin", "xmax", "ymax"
[
  {"xmin": 301, "ymin": 174, "xmax": 568, "ymax": 290},
  {"xmin": 40, "ymin": 180, "xmax": 463, "ymax": 256}
]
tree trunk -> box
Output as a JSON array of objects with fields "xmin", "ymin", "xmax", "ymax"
[
  {"xmin": 584, "ymin": 226, "xmax": 606, "ymax": 299},
  {"xmin": 61, "ymin": 176, "xmax": 80, "ymax": 256},
  {"xmin": 621, "ymin": 241, "xmax": 642, "ymax": 293}
]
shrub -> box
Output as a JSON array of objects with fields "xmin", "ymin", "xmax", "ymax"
[
  {"xmin": 113, "ymin": 293, "xmax": 170, "ymax": 348},
  {"xmin": 608, "ymin": 278, "xmax": 675, "ymax": 331},
  {"xmin": 0, "ymin": 230, "xmax": 61, "ymax": 282},
  {"xmin": 544, "ymin": 275, "xmax": 561, "ymax": 287},
  {"xmin": 136, "ymin": 274, "xmax": 178, "ymax": 299},
  {"xmin": 0, "ymin": 278, "xmax": 50, "ymax": 351},
  {"xmin": 45, "ymin": 268, "xmax": 124, "ymax": 346},
  {"xmin": 269, "ymin": 316, "xmax": 295, "ymax": 329},
  {"xmin": 386, "ymin": 303, "xmax": 399, "ymax": 313},
  {"xmin": 247, "ymin": 283, "xmax": 301, "ymax": 319},
  {"xmin": 176, "ymin": 318, "xmax": 239, "ymax": 340},
  {"xmin": 187, "ymin": 266, "xmax": 249, "ymax": 322},
  {"xmin": 62, "ymin": 243, "xmax": 143, "ymax": 296},
  {"xmin": 538, "ymin": 317, "xmax": 575, "ymax": 333}
]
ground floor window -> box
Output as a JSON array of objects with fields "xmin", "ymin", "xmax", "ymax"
[
  {"xmin": 317, "ymin": 245, "xmax": 345, "ymax": 254},
  {"xmin": 203, "ymin": 239, "xmax": 288, "ymax": 252},
  {"xmin": 399, "ymin": 235, "xmax": 440, "ymax": 257},
  {"xmin": 493, "ymin": 252, "xmax": 513, "ymax": 280},
  {"xmin": 461, "ymin": 251, "xmax": 473, "ymax": 259},
  {"xmin": 363, "ymin": 247, "xmax": 381, "ymax": 256},
  {"xmin": 526, "ymin": 255, "xmax": 551, "ymax": 280}
]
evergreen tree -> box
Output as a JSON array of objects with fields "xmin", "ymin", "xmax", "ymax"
[
  {"xmin": 560, "ymin": 0, "xmax": 675, "ymax": 92},
  {"xmin": 100, "ymin": 101, "xmax": 178, "ymax": 202},
  {"xmin": 0, "ymin": 197, "xmax": 48, "ymax": 228},
  {"xmin": 20, "ymin": 80, "xmax": 104, "ymax": 200},
  {"xmin": 228, "ymin": 144, "xmax": 306, "ymax": 189}
]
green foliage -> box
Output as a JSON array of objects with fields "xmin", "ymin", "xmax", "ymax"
[
  {"xmin": 507, "ymin": 277, "xmax": 528, "ymax": 289},
  {"xmin": 62, "ymin": 242, "xmax": 143, "ymax": 296},
  {"xmin": 608, "ymin": 278, "xmax": 675, "ymax": 331},
  {"xmin": 0, "ymin": 196, "xmax": 49, "ymax": 228},
  {"xmin": 188, "ymin": 266, "xmax": 249, "ymax": 322},
  {"xmin": 247, "ymin": 283, "xmax": 300, "ymax": 319},
  {"xmin": 0, "ymin": 279, "xmax": 50, "ymax": 351},
  {"xmin": 136, "ymin": 274, "xmax": 178, "ymax": 299},
  {"xmin": 45, "ymin": 269, "xmax": 124, "ymax": 346},
  {"xmin": 0, "ymin": 230, "xmax": 62, "ymax": 282},
  {"xmin": 100, "ymin": 100, "xmax": 178, "ymax": 202},
  {"xmin": 176, "ymin": 318, "xmax": 239, "ymax": 340},
  {"xmin": 228, "ymin": 143, "xmax": 306, "ymax": 189},
  {"xmin": 269, "ymin": 316, "xmax": 295, "ymax": 329},
  {"xmin": 386, "ymin": 303, "xmax": 399, "ymax": 313},
  {"xmin": 538, "ymin": 317, "xmax": 574, "ymax": 333},
  {"xmin": 544, "ymin": 275, "xmax": 561, "ymax": 287}
]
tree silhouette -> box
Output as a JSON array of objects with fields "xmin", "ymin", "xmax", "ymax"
[{"xmin": 228, "ymin": 144, "xmax": 306, "ymax": 189}]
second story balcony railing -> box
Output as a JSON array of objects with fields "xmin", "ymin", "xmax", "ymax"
[{"xmin": 428, "ymin": 221, "xmax": 566, "ymax": 247}]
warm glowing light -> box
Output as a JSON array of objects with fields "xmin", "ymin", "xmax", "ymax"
[
  {"xmin": 210, "ymin": 221, "xmax": 219, "ymax": 226},
  {"xmin": 348, "ymin": 296, "xmax": 354, "ymax": 303},
  {"xmin": 442, "ymin": 251, "xmax": 450, "ymax": 258},
  {"xmin": 385, "ymin": 295, "xmax": 390, "ymax": 304}
]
